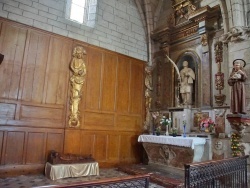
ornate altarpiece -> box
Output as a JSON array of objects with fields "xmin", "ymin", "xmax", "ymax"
[{"xmin": 150, "ymin": 1, "xmax": 221, "ymax": 111}]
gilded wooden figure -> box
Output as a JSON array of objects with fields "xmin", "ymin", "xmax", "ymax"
[{"xmin": 69, "ymin": 46, "xmax": 87, "ymax": 127}]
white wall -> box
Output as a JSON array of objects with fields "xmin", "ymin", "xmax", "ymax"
[{"xmin": 0, "ymin": 0, "xmax": 147, "ymax": 61}]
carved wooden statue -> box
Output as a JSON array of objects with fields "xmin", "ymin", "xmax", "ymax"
[
  {"xmin": 228, "ymin": 59, "xmax": 247, "ymax": 114},
  {"xmin": 69, "ymin": 46, "xmax": 87, "ymax": 127}
]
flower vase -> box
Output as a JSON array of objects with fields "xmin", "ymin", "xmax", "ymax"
[
  {"xmin": 183, "ymin": 125, "xmax": 186, "ymax": 137},
  {"xmin": 165, "ymin": 124, "xmax": 169, "ymax": 135}
]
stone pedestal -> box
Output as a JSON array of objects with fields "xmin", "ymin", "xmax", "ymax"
[{"xmin": 226, "ymin": 114, "xmax": 250, "ymax": 171}]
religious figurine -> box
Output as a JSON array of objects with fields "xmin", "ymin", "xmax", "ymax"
[
  {"xmin": 180, "ymin": 61, "xmax": 195, "ymax": 105},
  {"xmin": 69, "ymin": 46, "xmax": 87, "ymax": 127},
  {"xmin": 228, "ymin": 59, "xmax": 247, "ymax": 114}
]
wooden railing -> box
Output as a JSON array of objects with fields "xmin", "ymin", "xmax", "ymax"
[
  {"xmin": 34, "ymin": 174, "xmax": 150, "ymax": 188},
  {"xmin": 184, "ymin": 156, "xmax": 249, "ymax": 188}
]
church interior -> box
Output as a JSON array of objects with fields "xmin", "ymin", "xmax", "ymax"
[{"xmin": 0, "ymin": 0, "xmax": 250, "ymax": 187}]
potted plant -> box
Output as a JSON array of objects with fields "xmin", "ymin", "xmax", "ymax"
[
  {"xmin": 155, "ymin": 126, "xmax": 161, "ymax": 136},
  {"xmin": 171, "ymin": 127, "xmax": 178, "ymax": 137}
]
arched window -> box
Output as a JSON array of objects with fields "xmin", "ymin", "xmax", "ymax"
[{"xmin": 65, "ymin": 0, "xmax": 97, "ymax": 27}]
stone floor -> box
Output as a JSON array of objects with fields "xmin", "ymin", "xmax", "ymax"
[
  {"xmin": 0, "ymin": 164, "xmax": 185, "ymax": 188},
  {"xmin": 2, "ymin": 164, "xmax": 249, "ymax": 188}
]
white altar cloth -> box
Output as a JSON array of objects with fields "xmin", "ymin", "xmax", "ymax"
[{"xmin": 138, "ymin": 135, "xmax": 206, "ymax": 149}]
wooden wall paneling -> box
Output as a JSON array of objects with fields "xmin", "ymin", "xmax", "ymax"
[
  {"xmin": 116, "ymin": 115, "xmax": 142, "ymax": 131},
  {"xmin": 25, "ymin": 132, "xmax": 46, "ymax": 164},
  {"xmin": 94, "ymin": 134, "xmax": 107, "ymax": 161},
  {"xmin": 46, "ymin": 132, "xmax": 64, "ymax": 159},
  {"xmin": 107, "ymin": 134, "xmax": 120, "ymax": 162},
  {"xmin": 44, "ymin": 37, "xmax": 72, "ymax": 105},
  {"xmin": 4, "ymin": 131, "xmax": 25, "ymax": 165},
  {"xmin": 0, "ymin": 23, "xmax": 27, "ymax": 100},
  {"xmin": 79, "ymin": 131, "xmax": 95, "ymax": 156},
  {"xmin": 64, "ymin": 130, "xmax": 82, "ymax": 154},
  {"xmin": 0, "ymin": 103, "xmax": 16, "ymax": 119},
  {"xmin": 20, "ymin": 105, "xmax": 63, "ymax": 122},
  {"xmin": 84, "ymin": 111, "xmax": 114, "ymax": 130},
  {"xmin": 101, "ymin": 53, "xmax": 117, "ymax": 112},
  {"xmin": 20, "ymin": 31, "xmax": 50, "ymax": 102},
  {"xmin": 119, "ymin": 134, "xmax": 132, "ymax": 162},
  {"xmin": 116, "ymin": 57, "xmax": 130, "ymax": 113},
  {"xmin": 130, "ymin": 60, "xmax": 144, "ymax": 114},
  {"xmin": 85, "ymin": 50, "xmax": 103, "ymax": 110}
]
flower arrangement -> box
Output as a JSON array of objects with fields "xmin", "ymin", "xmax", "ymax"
[
  {"xmin": 200, "ymin": 117, "xmax": 215, "ymax": 132},
  {"xmin": 160, "ymin": 116, "xmax": 171, "ymax": 126}
]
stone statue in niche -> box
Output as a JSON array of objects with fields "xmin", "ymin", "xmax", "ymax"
[
  {"xmin": 180, "ymin": 61, "xmax": 195, "ymax": 105},
  {"xmin": 228, "ymin": 59, "xmax": 247, "ymax": 114}
]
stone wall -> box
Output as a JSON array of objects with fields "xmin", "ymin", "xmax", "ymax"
[{"xmin": 0, "ymin": 0, "xmax": 147, "ymax": 61}]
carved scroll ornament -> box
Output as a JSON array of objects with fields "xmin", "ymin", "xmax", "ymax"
[{"xmin": 69, "ymin": 46, "xmax": 87, "ymax": 127}]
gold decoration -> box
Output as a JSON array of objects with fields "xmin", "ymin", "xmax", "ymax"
[
  {"xmin": 69, "ymin": 46, "xmax": 87, "ymax": 127},
  {"xmin": 201, "ymin": 34, "xmax": 207, "ymax": 46}
]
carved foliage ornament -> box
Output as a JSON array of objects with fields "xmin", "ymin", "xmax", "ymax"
[{"xmin": 69, "ymin": 46, "xmax": 87, "ymax": 127}]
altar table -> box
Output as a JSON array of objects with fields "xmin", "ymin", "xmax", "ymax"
[
  {"xmin": 45, "ymin": 161, "xmax": 99, "ymax": 180},
  {"xmin": 138, "ymin": 135, "xmax": 206, "ymax": 149},
  {"xmin": 138, "ymin": 135, "xmax": 207, "ymax": 169}
]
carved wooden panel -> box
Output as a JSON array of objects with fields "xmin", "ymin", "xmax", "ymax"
[{"xmin": 0, "ymin": 22, "xmax": 27, "ymax": 99}]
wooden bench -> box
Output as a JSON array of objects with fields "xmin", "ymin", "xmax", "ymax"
[{"xmin": 34, "ymin": 174, "xmax": 150, "ymax": 188}]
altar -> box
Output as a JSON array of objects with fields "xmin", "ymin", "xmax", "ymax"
[{"xmin": 138, "ymin": 135, "xmax": 208, "ymax": 169}]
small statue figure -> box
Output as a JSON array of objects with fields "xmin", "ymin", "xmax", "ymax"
[
  {"xmin": 228, "ymin": 59, "xmax": 247, "ymax": 114},
  {"xmin": 180, "ymin": 61, "xmax": 195, "ymax": 105}
]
